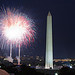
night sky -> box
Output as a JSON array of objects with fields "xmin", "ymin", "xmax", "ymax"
[{"xmin": 0, "ymin": 0, "xmax": 75, "ymax": 59}]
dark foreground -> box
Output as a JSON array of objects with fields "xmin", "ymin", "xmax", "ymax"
[{"xmin": 0, "ymin": 62, "xmax": 75, "ymax": 75}]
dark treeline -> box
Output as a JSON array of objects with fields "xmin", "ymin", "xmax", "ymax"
[{"xmin": 1, "ymin": 61, "xmax": 75, "ymax": 75}]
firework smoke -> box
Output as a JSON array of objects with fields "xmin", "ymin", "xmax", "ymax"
[
  {"xmin": 4, "ymin": 56, "xmax": 13, "ymax": 63},
  {"xmin": 16, "ymin": 56, "xmax": 20, "ymax": 65}
]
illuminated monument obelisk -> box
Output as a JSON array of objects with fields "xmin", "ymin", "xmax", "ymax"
[{"xmin": 45, "ymin": 12, "xmax": 53, "ymax": 69}]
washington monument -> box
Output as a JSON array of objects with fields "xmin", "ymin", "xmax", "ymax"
[{"xmin": 45, "ymin": 12, "xmax": 53, "ymax": 69}]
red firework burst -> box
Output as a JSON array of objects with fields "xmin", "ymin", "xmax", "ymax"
[{"xmin": 1, "ymin": 8, "xmax": 35, "ymax": 46}]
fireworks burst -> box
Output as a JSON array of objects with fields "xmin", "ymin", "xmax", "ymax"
[{"xmin": 0, "ymin": 8, "xmax": 35, "ymax": 48}]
